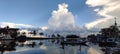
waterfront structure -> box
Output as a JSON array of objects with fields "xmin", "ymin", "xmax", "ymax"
[
  {"xmin": 0, "ymin": 26, "xmax": 19, "ymax": 39},
  {"xmin": 98, "ymin": 18, "xmax": 120, "ymax": 47},
  {"xmin": 88, "ymin": 17, "xmax": 120, "ymax": 46},
  {"xmin": 100, "ymin": 18, "xmax": 120, "ymax": 38}
]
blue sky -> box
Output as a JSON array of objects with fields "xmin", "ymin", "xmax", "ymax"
[{"xmin": 0, "ymin": 0, "xmax": 99, "ymax": 27}]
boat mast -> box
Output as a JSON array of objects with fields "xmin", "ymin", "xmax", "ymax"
[{"xmin": 114, "ymin": 17, "xmax": 117, "ymax": 26}]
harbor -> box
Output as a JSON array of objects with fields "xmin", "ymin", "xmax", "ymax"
[
  {"xmin": 0, "ymin": 0, "xmax": 120, "ymax": 54},
  {"xmin": 0, "ymin": 18, "xmax": 120, "ymax": 54}
]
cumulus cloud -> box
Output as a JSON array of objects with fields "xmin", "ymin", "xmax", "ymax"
[
  {"xmin": 48, "ymin": 3, "xmax": 80, "ymax": 32},
  {"xmin": 41, "ymin": 26, "xmax": 48, "ymax": 31},
  {"xmin": 85, "ymin": 0, "xmax": 120, "ymax": 29},
  {"xmin": 0, "ymin": 22, "xmax": 34, "ymax": 28}
]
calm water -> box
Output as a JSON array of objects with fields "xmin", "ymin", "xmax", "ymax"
[{"xmin": 0, "ymin": 39, "xmax": 107, "ymax": 54}]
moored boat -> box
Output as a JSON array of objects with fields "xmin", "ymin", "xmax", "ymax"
[{"xmin": 61, "ymin": 39, "xmax": 87, "ymax": 45}]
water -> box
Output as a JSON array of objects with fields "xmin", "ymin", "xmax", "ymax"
[{"xmin": 0, "ymin": 39, "xmax": 113, "ymax": 54}]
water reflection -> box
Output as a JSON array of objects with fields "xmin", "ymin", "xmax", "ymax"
[{"xmin": 0, "ymin": 39, "xmax": 116, "ymax": 54}]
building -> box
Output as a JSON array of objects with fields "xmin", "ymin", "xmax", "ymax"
[
  {"xmin": 0, "ymin": 26, "xmax": 19, "ymax": 39},
  {"xmin": 100, "ymin": 18, "xmax": 120, "ymax": 38}
]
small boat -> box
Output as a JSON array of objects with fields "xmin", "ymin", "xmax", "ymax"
[
  {"xmin": 61, "ymin": 39, "xmax": 87, "ymax": 45},
  {"xmin": 99, "ymin": 38, "xmax": 117, "ymax": 47}
]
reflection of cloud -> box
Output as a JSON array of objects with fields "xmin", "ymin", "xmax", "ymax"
[
  {"xmin": 5, "ymin": 42, "xmax": 90, "ymax": 54},
  {"xmin": 15, "ymin": 48, "xmax": 32, "ymax": 52},
  {"xmin": 40, "ymin": 45, "xmax": 47, "ymax": 50},
  {"xmin": 5, "ymin": 48, "xmax": 32, "ymax": 54},
  {"xmin": 64, "ymin": 46, "xmax": 79, "ymax": 54},
  {"xmin": 88, "ymin": 47, "xmax": 103, "ymax": 54},
  {"xmin": 85, "ymin": 0, "xmax": 120, "ymax": 29},
  {"xmin": 45, "ymin": 45, "xmax": 81, "ymax": 54},
  {"xmin": 5, "ymin": 48, "xmax": 45, "ymax": 54},
  {"xmin": 0, "ymin": 22, "xmax": 34, "ymax": 28},
  {"xmin": 46, "ymin": 46, "xmax": 61, "ymax": 54}
]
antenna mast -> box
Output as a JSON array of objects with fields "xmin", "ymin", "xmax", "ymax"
[{"xmin": 114, "ymin": 17, "xmax": 117, "ymax": 26}]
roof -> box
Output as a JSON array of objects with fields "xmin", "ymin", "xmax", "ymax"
[{"xmin": 0, "ymin": 28, "xmax": 19, "ymax": 31}]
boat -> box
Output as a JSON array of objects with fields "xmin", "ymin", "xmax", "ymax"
[
  {"xmin": 61, "ymin": 39, "xmax": 87, "ymax": 45},
  {"xmin": 99, "ymin": 38, "xmax": 117, "ymax": 47}
]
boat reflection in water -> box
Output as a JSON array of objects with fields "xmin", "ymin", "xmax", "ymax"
[{"xmin": 0, "ymin": 39, "xmax": 106, "ymax": 54}]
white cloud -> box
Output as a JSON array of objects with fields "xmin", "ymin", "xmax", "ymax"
[
  {"xmin": 85, "ymin": 17, "xmax": 113, "ymax": 29},
  {"xmin": 43, "ymin": 3, "xmax": 87, "ymax": 36},
  {"xmin": 86, "ymin": 0, "xmax": 110, "ymax": 7},
  {"xmin": 41, "ymin": 26, "xmax": 48, "ymax": 31},
  {"xmin": 48, "ymin": 3, "xmax": 80, "ymax": 32},
  {"xmin": 85, "ymin": 0, "xmax": 120, "ymax": 29},
  {"xmin": 0, "ymin": 22, "xmax": 34, "ymax": 28}
]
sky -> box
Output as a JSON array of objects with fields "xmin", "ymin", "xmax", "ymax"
[
  {"xmin": 0, "ymin": 0, "xmax": 120, "ymax": 31},
  {"xmin": 0, "ymin": 0, "xmax": 98, "ymax": 27}
]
